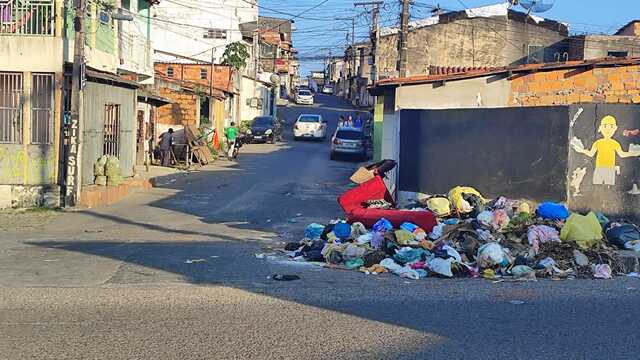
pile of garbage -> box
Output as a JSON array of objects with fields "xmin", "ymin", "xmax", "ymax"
[
  {"xmin": 283, "ymin": 186, "xmax": 639, "ymax": 281},
  {"xmin": 94, "ymin": 155, "xmax": 123, "ymax": 186}
]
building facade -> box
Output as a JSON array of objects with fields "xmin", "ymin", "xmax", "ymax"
[{"xmin": 0, "ymin": 0, "xmax": 159, "ymax": 208}]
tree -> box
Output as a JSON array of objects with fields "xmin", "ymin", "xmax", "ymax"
[{"xmin": 222, "ymin": 42, "xmax": 250, "ymax": 70}]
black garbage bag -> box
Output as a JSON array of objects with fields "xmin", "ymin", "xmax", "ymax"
[{"xmin": 605, "ymin": 222, "xmax": 640, "ymax": 249}]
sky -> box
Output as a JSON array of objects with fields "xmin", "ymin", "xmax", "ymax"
[{"xmin": 259, "ymin": 0, "xmax": 640, "ymax": 76}]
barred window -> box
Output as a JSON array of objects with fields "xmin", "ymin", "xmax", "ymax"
[
  {"xmin": 31, "ymin": 73, "xmax": 54, "ymax": 144},
  {"xmin": 0, "ymin": 72, "xmax": 23, "ymax": 144},
  {"xmin": 103, "ymin": 104, "xmax": 120, "ymax": 157}
]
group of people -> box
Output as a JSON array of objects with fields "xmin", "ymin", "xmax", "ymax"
[
  {"xmin": 157, "ymin": 122, "xmax": 240, "ymax": 167},
  {"xmin": 338, "ymin": 113, "xmax": 364, "ymax": 128}
]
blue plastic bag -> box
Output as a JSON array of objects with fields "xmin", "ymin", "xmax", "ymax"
[
  {"xmin": 333, "ymin": 221, "xmax": 352, "ymax": 239},
  {"xmin": 304, "ymin": 223, "xmax": 325, "ymax": 240},
  {"xmin": 400, "ymin": 222, "xmax": 419, "ymax": 233},
  {"xmin": 537, "ymin": 202, "xmax": 570, "ymax": 220},
  {"xmin": 373, "ymin": 218, "xmax": 393, "ymax": 233}
]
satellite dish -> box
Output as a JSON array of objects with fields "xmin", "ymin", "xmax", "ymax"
[{"xmin": 518, "ymin": 0, "xmax": 555, "ymax": 13}]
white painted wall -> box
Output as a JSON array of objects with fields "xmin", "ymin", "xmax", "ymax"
[
  {"xmin": 151, "ymin": 0, "xmax": 257, "ymax": 64},
  {"xmin": 394, "ymin": 75, "xmax": 511, "ymax": 110}
]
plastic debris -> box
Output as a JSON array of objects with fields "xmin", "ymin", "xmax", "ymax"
[
  {"xmin": 185, "ymin": 259, "xmax": 207, "ymax": 264},
  {"xmin": 272, "ymin": 274, "xmax": 301, "ymax": 281},
  {"xmin": 593, "ymin": 264, "xmax": 612, "ymax": 279}
]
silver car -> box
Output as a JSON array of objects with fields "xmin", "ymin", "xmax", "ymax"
[{"xmin": 330, "ymin": 127, "xmax": 368, "ymax": 161}]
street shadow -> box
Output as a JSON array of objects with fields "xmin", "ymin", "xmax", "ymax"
[{"xmin": 26, "ymin": 238, "xmax": 640, "ymax": 359}]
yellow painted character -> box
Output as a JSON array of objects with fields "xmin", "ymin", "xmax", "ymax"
[{"xmin": 572, "ymin": 115, "xmax": 640, "ymax": 185}]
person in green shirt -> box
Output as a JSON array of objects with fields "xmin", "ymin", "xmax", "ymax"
[{"xmin": 224, "ymin": 122, "xmax": 239, "ymax": 158}]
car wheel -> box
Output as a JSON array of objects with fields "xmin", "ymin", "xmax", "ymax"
[
  {"xmin": 270, "ymin": 135, "xmax": 275, "ymax": 144},
  {"xmin": 294, "ymin": 136, "xmax": 299, "ymax": 141}
]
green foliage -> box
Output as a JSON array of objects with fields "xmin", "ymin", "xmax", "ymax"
[{"xmin": 222, "ymin": 42, "xmax": 250, "ymax": 70}]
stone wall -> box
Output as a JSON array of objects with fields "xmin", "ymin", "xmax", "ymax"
[{"xmin": 510, "ymin": 64, "xmax": 640, "ymax": 106}]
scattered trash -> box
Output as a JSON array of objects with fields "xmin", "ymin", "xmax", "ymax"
[
  {"xmin": 626, "ymin": 272, "xmax": 640, "ymax": 278},
  {"xmin": 508, "ymin": 300, "xmax": 525, "ymax": 305},
  {"xmin": 185, "ymin": 259, "xmax": 207, "ymax": 264},
  {"xmin": 573, "ymin": 250, "xmax": 589, "ymax": 267},
  {"xmin": 593, "ymin": 264, "xmax": 612, "ymax": 279},
  {"xmin": 277, "ymin": 170, "xmax": 632, "ymax": 282},
  {"xmin": 272, "ymin": 274, "xmax": 301, "ymax": 281}
]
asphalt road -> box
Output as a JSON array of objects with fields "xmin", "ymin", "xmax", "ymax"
[{"xmin": 2, "ymin": 94, "xmax": 640, "ymax": 359}]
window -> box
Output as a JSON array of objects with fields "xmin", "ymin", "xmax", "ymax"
[
  {"xmin": 203, "ymin": 29, "xmax": 227, "ymax": 39},
  {"xmin": 253, "ymin": 117, "xmax": 274, "ymax": 127},
  {"xmin": 297, "ymin": 115, "xmax": 320, "ymax": 123},
  {"xmin": 103, "ymin": 104, "xmax": 120, "ymax": 157},
  {"xmin": 31, "ymin": 74, "xmax": 54, "ymax": 144},
  {"xmin": 200, "ymin": 68, "xmax": 208, "ymax": 80},
  {"xmin": 527, "ymin": 44, "xmax": 544, "ymax": 64},
  {"xmin": 336, "ymin": 130, "xmax": 364, "ymax": 140},
  {"xmin": 167, "ymin": 67, "xmax": 174, "ymax": 78},
  {"xmin": 0, "ymin": 72, "xmax": 23, "ymax": 144},
  {"xmin": 608, "ymin": 51, "xmax": 628, "ymax": 58}
]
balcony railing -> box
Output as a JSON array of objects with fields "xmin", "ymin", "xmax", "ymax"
[{"xmin": 0, "ymin": 0, "xmax": 54, "ymax": 35}]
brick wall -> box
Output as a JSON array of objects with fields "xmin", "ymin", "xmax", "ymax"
[
  {"xmin": 510, "ymin": 64, "xmax": 640, "ymax": 106},
  {"xmin": 157, "ymin": 86, "xmax": 198, "ymax": 126},
  {"xmin": 154, "ymin": 63, "xmax": 232, "ymax": 91}
]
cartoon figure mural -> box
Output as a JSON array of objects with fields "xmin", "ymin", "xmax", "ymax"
[{"xmin": 571, "ymin": 115, "xmax": 640, "ymax": 186}]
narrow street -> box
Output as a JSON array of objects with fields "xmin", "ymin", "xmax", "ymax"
[{"xmin": 0, "ymin": 95, "xmax": 639, "ymax": 359}]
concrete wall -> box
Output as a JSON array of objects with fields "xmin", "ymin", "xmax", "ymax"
[
  {"xmin": 0, "ymin": 37, "xmax": 64, "ymax": 72},
  {"xmin": 239, "ymin": 76, "xmax": 271, "ymax": 122},
  {"xmin": 397, "ymin": 107, "xmax": 570, "ymax": 202},
  {"xmin": 151, "ymin": 0, "xmax": 254, "ymax": 64},
  {"xmin": 583, "ymin": 36, "xmax": 640, "ymax": 59},
  {"xmin": 568, "ymin": 104, "xmax": 640, "ymax": 220},
  {"xmin": 395, "ymin": 75, "xmax": 512, "ymax": 110},
  {"xmin": 377, "ymin": 14, "xmax": 567, "ymax": 78}
]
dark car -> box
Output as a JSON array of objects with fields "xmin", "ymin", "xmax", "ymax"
[{"xmin": 246, "ymin": 116, "xmax": 282, "ymax": 144}]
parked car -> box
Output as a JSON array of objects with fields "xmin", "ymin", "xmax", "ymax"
[
  {"xmin": 246, "ymin": 115, "xmax": 282, "ymax": 144},
  {"xmin": 295, "ymin": 89, "xmax": 314, "ymax": 105},
  {"xmin": 322, "ymin": 85, "xmax": 334, "ymax": 94},
  {"xmin": 330, "ymin": 127, "xmax": 368, "ymax": 161},
  {"xmin": 293, "ymin": 114, "xmax": 327, "ymax": 141}
]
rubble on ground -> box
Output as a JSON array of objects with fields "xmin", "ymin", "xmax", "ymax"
[{"xmin": 275, "ymin": 162, "xmax": 640, "ymax": 281}]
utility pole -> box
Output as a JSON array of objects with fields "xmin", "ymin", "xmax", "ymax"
[
  {"xmin": 397, "ymin": 0, "xmax": 411, "ymax": 77},
  {"xmin": 354, "ymin": 1, "xmax": 383, "ymax": 82},
  {"xmin": 66, "ymin": 0, "xmax": 86, "ymax": 206}
]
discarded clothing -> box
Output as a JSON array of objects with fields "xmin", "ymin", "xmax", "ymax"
[
  {"xmin": 527, "ymin": 225, "xmax": 560, "ymax": 253},
  {"xmin": 363, "ymin": 199, "xmax": 393, "ymax": 209},
  {"xmin": 425, "ymin": 196, "xmax": 452, "ymax": 217},
  {"xmin": 477, "ymin": 243, "xmax": 512, "ymax": 269}
]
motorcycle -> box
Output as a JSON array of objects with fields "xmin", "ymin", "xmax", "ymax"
[{"xmin": 228, "ymin": 134, "xmax": 244, "ymax": 159}]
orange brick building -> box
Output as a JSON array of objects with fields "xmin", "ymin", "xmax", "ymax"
[{"xmin": 153, "ymin": 63, "xmax": 237, "ymax": 142}]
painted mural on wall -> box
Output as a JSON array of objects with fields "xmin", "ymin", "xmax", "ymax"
[
  {"xmin": 568, "ymin": 104, "xmax": 640, "ymax": 219},
  {"xmin": 571, "ymin": 115, "xmax": 640, "ymax": 186}
]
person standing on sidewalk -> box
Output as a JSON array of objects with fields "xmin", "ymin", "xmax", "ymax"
[
  {"xmin": 158, "ymin": 128, "xmax": 174, "ymax": 167},
  {"xmin": 224, "ymin": 122, "xmax": 239, "ymax": 158}
]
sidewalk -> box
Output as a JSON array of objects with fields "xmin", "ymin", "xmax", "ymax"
[{"xmin": 78, "ymin": 165, "xmax": 187, "ymax": 208}]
